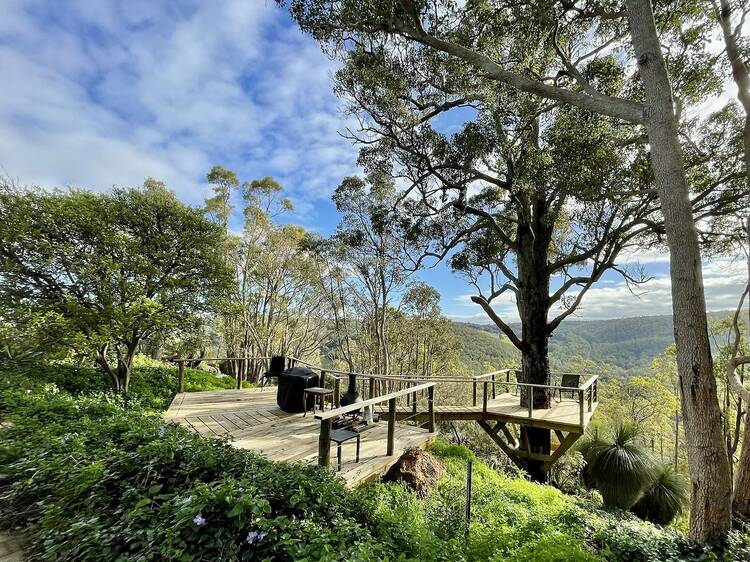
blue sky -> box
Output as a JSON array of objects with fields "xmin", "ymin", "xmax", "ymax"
[{"xmin": 1, "ymin": 0, "xmax": 745, "ymax": 323}]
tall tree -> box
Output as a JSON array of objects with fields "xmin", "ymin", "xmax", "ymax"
[
  {"xmin": 332, "ymin": 176, "xmax": 412, "ymax": 375},
  {"xmin": 327, "ymin": 26, "xmax": 691, "ymax": 479},
  {"xmin": 0, "ymin": 179, "xmax": 232, "ymax": 392},
  {"xmin": 281, "ymin": 0, "xmax": 738, "ymax": 539}
]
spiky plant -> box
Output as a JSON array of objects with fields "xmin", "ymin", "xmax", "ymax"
[
  {"xmin": 631, "ymin": 463, "xmax": 688, "ymax": 525},
  {"xmin": 578, "ymin": 423, "xmax": 657, "ymax": 509}
]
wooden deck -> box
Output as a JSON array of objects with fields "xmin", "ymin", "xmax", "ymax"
[
  {"xmin": 387, "ymin": 393, "xmax": 597, "ymax": 432},
  {"xmin": 165, "ymin": 388, "xmax": 437, "ymax": 487}
]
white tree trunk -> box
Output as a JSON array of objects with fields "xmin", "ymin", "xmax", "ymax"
[{"xmin": 625, "ymin": 0, "xmax": 732, "ymax": 542}]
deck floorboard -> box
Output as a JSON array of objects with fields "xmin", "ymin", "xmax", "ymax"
[{"xmin": 165, "ymin": 388, "xmax": 436, "ymax": 487}]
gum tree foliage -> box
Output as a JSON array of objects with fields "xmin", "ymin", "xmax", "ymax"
[
  {"xmin": 203, "ymin": 168, "xmax": 322, "ymax": 382},
  {"xmin": 331, "ymin": 176, "xmax": 412, "ymax": 375},
  {"xmin": 280, "ymin": 0, "xmax": 747, "ymax": 539},
  {"xmin": 299, "ymin": 7, "xmax": 737, "ymax": 481},
  {"xmin": 0, "ymin": 179, "xmax": 233, "ymax": 392}
]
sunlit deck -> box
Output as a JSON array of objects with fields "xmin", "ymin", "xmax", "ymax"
[
  {"xmin": 165, "ymin": 388, "xmax": 437, "ymax": 487},
  {"xmin": 389, "ymin": 393, "xmax": 597, "ymax": 432}
]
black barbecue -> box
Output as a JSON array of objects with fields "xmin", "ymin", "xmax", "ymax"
[{"xmin": 276, "ymin": 367, "xmax": 319, "ymax": 413}]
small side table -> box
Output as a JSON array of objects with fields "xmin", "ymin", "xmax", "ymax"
[
  {"xmin": 303, "ymin": 387, "xmax": 334, "ymax": 416},
  {"xmin": 330, "ymin": 428, "xmax": 361, "ymax": 471}
]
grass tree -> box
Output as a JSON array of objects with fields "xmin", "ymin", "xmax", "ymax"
[
  {"xmin": 579, "ymin": 423, "xmax": 657, "ymax": 510},
  {"xmin": 632, "ymin": 464, "xmax": 689, "ymax": 526}
]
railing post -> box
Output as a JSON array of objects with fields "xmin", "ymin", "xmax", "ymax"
[
  {"xmin": 491, "ymin": 373, "xmax": 496, "ymax": 399},
  {"xmin": 472, "ymin": 378, "xmax": 477, "ymax": 407},
  {"xmin": 235, "ymin": 358, "xmax": 242, "ymax": 390},
  {"xmin": 506, "ymin": 371, "xmax": 510, "ymax": 394},
  {"xmin": 579, "ymin": 389, "xmax": 585, "ymax": 426},
  {"xmin": 412, "ymin": 388, "xmax": 418, "ymax": 416},
  {"xmin": 318, "ymin": 418, "xmax": 332, "ymax": 467},
  {"xmin": 483, "ymin": 381, "xmax": 488, "ymax": 413},
  {"xmin": 428, "ymin": 385, "xmax": 435, "ymax": 433},
  {"xmin": 588, "ymin": 386, "xmax": 593, "ymax": 412},
  {"xmin": 387, "ymin": 398, "xmax": 396, "ymax": 455},
  {"xmin": 369, "ymin": 376, "xmax": 376, "ymax": 400},
  {"xmin": 527, "ymin": 387, "xmax": 533, "ymax": 418},
  {"xmin": 334, "ymin": 377, "xmax": 341, "ymax": 406},
  {"xmin": 177, "ymin": 361, "xmax": 185, "ymax": 393},
  {"xmin": 320, "ymin": 370, "xmax": 326, "ymax": 389}
]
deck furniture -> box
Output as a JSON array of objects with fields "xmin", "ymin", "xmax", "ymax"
[
  {"xmin": 557, "ymin": 374, "xmax": 581, "ymax": 401},
  {"xmin": 303, "ymin": 387, "xmax": 334, "ymax": 416},
  {"xmin": 330, "ymin": 428, "xmax": 361, "ymax": 471}
]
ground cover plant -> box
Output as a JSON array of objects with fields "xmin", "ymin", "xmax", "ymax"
[{"xmin": 1, "ymin": 362, "xmax": 748, "ymax": 561}]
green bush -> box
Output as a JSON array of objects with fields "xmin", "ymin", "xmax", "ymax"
[
  {"xmin": 0, "ymin": 386, "xmax": 398, "ymax": 561},
  {"xmin": 0, "ymin": 358, "xmax": 249, "ymax": 412},
  {"xmin": 356, "ymin": 441, "xmax": 726, "ymax": 562}
]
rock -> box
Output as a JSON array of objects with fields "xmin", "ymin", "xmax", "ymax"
[{"xmin": 384, "ymin": 447, "xmax": 445, "ymax": 496}]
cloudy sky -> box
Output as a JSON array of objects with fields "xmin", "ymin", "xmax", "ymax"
[{"xmin": 1, "ymin": 0, "xmax": 745, "ymax": 324}]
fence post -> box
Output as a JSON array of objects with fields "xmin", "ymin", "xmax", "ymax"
[
  {"xmin": 465, "ymin": 459, "xmax": 473, "ymax": 540},
  {"xmin": 334, "ymin": 377, "xmax": 341, "ymax": 406},
  {"xmin": 491, "ymin": 372, "xmax": 496, "ymax": 399},
  {"xmin": 235, "ymin": 359, "xmax": 242, "ymax": 390},
  {"xmin": 369, "ymin": 376, "xmax": 376, "ymax": 400},
  {"xmin": 588, "ymin": 386, "xmax": 593, "ymax": 412},
  {"xmin": 472, "ymin": 379, "xmax": 477, "ymax": 407},
  {"xmin": 483, "ymin": 381, "xmax": 488, "ymax": 413},
  {"xmin": 177, "ymin": 361, "xmax": 185, "ymax": 393},
  {"xmin": 387, "ymin": 398, "xmax": 396, "ymax": 455},
  {"xmin": 318, "ymin": 418, "xmax": 332, "ymax": 467},
  {"xmin": 428, "ymin": 385, "xmax": 435, "ymax": 432}
]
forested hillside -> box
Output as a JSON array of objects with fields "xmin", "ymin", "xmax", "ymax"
[{"xmin": 454, "ymin": 312, "xmax": 737, "ymax": 375}]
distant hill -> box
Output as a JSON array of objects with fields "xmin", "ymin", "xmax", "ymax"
[
  {"xmin": 451, "ymin": 322, "xmax": 519, "ymax": 373},
  {"xmin": 453, "ymin": 311, "xmax": 737, "ymax": 374}
]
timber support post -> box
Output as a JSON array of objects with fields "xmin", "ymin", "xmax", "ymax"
[
  {"xmin": 178, "ymin": 361, "xmax": 185, "ymax": 393},
  {"xmin": 483, "ymin": 381, "xmax": 489, "ymax": 413},
  {"xmin": 428, "ymin": 385, "xmax": 436, "ymax": 432},
  {"xmin": 387, "ymin": 397, "xmax": 396, "ymax": 455},
  {"xmin": 318, "ymin": 418, "xmax": 332, "ymax": 467},
  {"xmin": 472, "ymin": 378, "xmax": 477, "ymax": 406}
]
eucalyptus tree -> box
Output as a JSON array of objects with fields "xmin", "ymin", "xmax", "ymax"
[
  {"xmin": 0, "ymin": 179, "xmax": 232, "ymax": 392},
  {"xmin": 332, "ymin": 176, "xmax": 413, "ymax": 375},
  {"xmin": 280, "ymin": 0, "xmax": 743, "ymax": 539},
  {"xmin": 332, "ymin": 36, "xmax": 663, "ymax": 479},
  {"xmin": 207, "ymin": 170, "xmax": 323, "ymax": 381}
]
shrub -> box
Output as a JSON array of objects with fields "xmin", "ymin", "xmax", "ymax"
[
  {"xmin": 631, "ymin": 464, "xmax": 688, "ymax": 525},
  {"xmin": 0, "ymin": 386, "xmax": 396, "ymax": 561}
]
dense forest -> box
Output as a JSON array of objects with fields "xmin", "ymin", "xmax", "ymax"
[{"xmin": 458, "ymin": 312, "xmax": 743, "ymax": 375}]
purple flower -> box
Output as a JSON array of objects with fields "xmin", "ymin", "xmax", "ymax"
[
  {"xmin": 246, "ymin": 530, "xmax": 267, "ymax": 544},
  {"xmin": 193, "ymin": 514, "xmax": 206, "ymax": 526}
]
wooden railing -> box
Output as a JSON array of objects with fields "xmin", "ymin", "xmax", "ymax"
[
  {"xmin": 171, "ymin": 355, "xmax": 598, "ymax": 427},
  {"xmin": 314, "ymin": 382, "xmax": 436, "ymax": 467}
]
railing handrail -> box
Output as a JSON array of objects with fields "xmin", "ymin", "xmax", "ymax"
[
  {"xmin": 171, "ymin": 355, "xmax": 599, "ymax": 393},
  {"xmin": 315, "ymin": 382, "xmax": 436, "ymax": 420},
  {"xmin": 171, "ymin": 356, "xmax": 273, "ymax": 363}
]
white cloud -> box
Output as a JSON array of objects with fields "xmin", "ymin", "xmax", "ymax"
[
  {"xmin": 0, "ymin": 1, "xmax": 358, "ymax": 223},
  {"xmin": 450, "ymin": 256, "xmax": 747, "ymax": 324}
]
